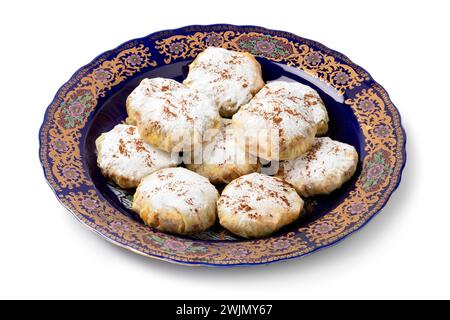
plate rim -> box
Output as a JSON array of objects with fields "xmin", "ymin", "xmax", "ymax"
[{"xmin": 38, "ymin": 23, "xmax": 407, "ymax": 267}]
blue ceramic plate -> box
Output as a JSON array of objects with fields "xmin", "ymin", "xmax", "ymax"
[{"xmin": 39, "ymin": 24, "xmax": 406, "ymax": 266}]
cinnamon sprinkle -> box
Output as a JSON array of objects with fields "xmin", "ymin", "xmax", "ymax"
[
  {"xmin": 237, "ymin": 203, "xmax": 252, "ymax": 212},
  {"xmin": 118, "ymin": 138, "xmax": 129, "ymax": 157},
  {"xmin": 126, "ymin": 126, "xmax": 136, "ymax": 135},
  {"xmin": 134, "ymin": 139, "xmax": 147, "ymax": 153},
  {"xmin": 163, "ymin": 105, "xmax": 177, "ymax": 118},
  {"xmin": 304, "ymin": 93, "xmax": 319, "ymax": 107}
]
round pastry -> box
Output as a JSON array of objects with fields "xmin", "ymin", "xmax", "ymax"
[
  {"xmin": 130, "ymin": 78, "xmax": 221, "ymax": 152},
  {"xmin": 125, "ymin": 78, "xmax": 184, "ymax": 126},
  {"xmin": 217, "ymin": 173, "xmax": 303, "ymax": 238},
  {"xmin": 185, "ymin": 119, "xmax": 259, "ymax": 184},
  {"xmin": 257, "ymin": 81, "xmax": 329, "ymax": 135},
  {"xmin": 277, "ymin": 137, "xmax": 359, "ymax": 197},
  {"xmin": 232, "ymin": 96, "xmax": 317, "ymax": 161},
  {"xmin": 183, "ymin": 47, "xmax": 265, "ymax": 117},
  {"xmin": 96, "ymin": 124, "xmax": 179, "ymax": 189},
  {"xmin": 132, "ymin": 168, "xmax": 219, "ymax": 235}
]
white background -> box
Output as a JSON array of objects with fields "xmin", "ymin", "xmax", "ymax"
[{"xmin": 1, "ymin": 0, "xmax": 449, "ymax": 300}]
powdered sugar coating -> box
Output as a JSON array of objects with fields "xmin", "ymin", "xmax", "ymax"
[
  {"xmin": 257, "ymin": 81, "xmax": 329, "ymax": 135},
  {"xmin": 217, "ymin": 173, "xmax": 303, "ymax": 238},
  {"xmin": 232, "ymin": 94, "xmax": 317, "ymax": 160},
  {"xmin": 278, "ymin": 137, "xmax": 358, "ymax": 197},
  {"xmin": 96, "ymin": 124, "xmax": 179, "ymax": 188},
  {"xmin": 183, "ymin": 47, "xmax": 265, "ymax": 117},
  {"xmin": 185, "ymin": 119, "xmax": 258, "ymax": 184},
  {"xmin": 132, "ymin": 168, "xmax": 219, "ymax": 235},
  {"xmin": 132, "ymin": 78, "xmax": 220, "ymax": 152},
  {"xmin": 126, "ymin": 78, "xmax": 184, "ymax": 125}
]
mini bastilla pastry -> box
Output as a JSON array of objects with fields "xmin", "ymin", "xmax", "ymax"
[
  {"xmin": 185, "ymin": 119, "xmax": 259, "ymax": 184},
  {"xmin": 183, "ymin": 47, "xmax": 265, "ymax": 117},
  {"xmin": 217, "ymin": 173, "xmax": 303, "ymax": 238},
  {"xmin": 232, "ymin": 96, "xmax": 316, "ymax": 161},
  {"xmin": 277, "ymin": 137, "xmax": 358, "ymax": 197},
  {"xmin": 132, "ymin": 168, "xmax": 219, "ymax": 235},
  {"xmin": 257, "ymin": 81, "xmax": 329, "ymax": 135},
  {"xmin": 96, "ymin": 124, "xmax": 179, "ymax": 189},
  {"xmin": 128, "ymin": 78, "xmax": 220, "ymax": 152},
  {"xmin": 126, "ymin": 78, "xmax": 183, "ymax": 126}
]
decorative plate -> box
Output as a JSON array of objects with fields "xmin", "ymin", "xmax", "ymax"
[{"xmin": 39, "ymin": 24, "xmax": 406, "ymax": 266}]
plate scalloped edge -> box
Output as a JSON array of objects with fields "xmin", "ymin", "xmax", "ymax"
[{"xmin": 39, "ymin": 24, "xmax": 407, "ymax": 267}]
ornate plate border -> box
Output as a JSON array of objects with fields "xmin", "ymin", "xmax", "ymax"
[{"xmin": 39, "ymin": 24, "xmax": 407, "ymax": 266}]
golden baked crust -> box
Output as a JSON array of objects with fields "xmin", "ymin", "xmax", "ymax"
[
  {"xmin": 132, "ymin": 168, "xmax": 219, "ymax": 235},
  {"xmin": 242, "ymin": 52, "xmax": 265, "ymax": 95},
  {"xmin": 277, "ymin": 137, "xmax": 358, "ymax": 197},
  {"xmin": 138, "ymin": 116, "xmax": 221, "ymax": 153},
  {"xmin": 217, "ymin": 173, "xmax": 303, "ymax": 238},
  {"xmin": 316, "ymin": 120, "xmax": 329, "ymax": 136},
  {"xmin": 187, "ymin": 162, "xmax": 259, "ymax": 185},
  {"xmin": 125, "ymin": 96, "xmax": 139, "ymax": 126}
]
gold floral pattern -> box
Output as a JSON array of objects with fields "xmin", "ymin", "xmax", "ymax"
[
  {"xmin": 42, "ymin": 44, "xmax": 156, "ymax": 191},
  {"xmin": 39, "ymin": 25, "xmax": 406, "ymax": 265},
  {"xmin": 300, "ymin": 85, "xmax": 404, "ymax": 246},
  {"xmin": 155, "ymin": 30, "xmax": 368, "ymax": 94}
]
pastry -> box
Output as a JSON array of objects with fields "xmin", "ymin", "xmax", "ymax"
[
  {"xmin": 277, "ymin": 137, "xmax": 358, "ymax": 197},
  {"xmin": 217, "ymin": 173, "xmax": 303, "ymax": 238},
  {"xmin": 257, "ymin": 81, "xmax": 329, "ymax": 135},
  {"xmin": 128, "ymin": 78, "xmax": 221, "ymax": 152},
  {"xmin": 126, "ymin": 78, "xmax": 184, "ymax": 126},
  {"xmin": 232, "ymin": 96, "xmax": 317, "ymax": 161},
  {"xmin": 132, "ymin": 168, "xmax": 219, "ymax": 235},
  {"xmin": 96, "ymin": 124, "xmax": 179, "ymax": 188},
  {"xmin": 183, "ymin": 47, "xmax": 265, "ymax": 117}
]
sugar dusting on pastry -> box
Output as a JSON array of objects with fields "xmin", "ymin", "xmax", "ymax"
[
  {"xmin": 237, "ymin": 97, "xmax": 315, "ymax": 138},
  {"xmin": 132, "ymin": 167, "xmax": 219, "ymax": 234},
  {"xmin": 184, "ymin": 47, "xmax": 265, "ymax": 117},
  {"xmin": 96, "ymin": 124, "xmax": 179, "ymax": 188},
  {"xmin": 279, "ymin": 137, "xmax": 358, "ymax": 197},
  {"xmin": 136, "ymin": 168, "xmax": 218, "ymax": 212},
  {"xmin": 185, "ymin": 119, "xmax": 258, "ymax": 183},
  {"xmin": 127, "ymin": 78, "xmax": 220, "ymax": 152},
  {"xmin": 126, "ymin": 78, "xmax": 185, "ymax": 125},
  {"xmin": 232, "ymin": 94, "xmax": 317, "ymax": 160},
  {"xmin": 258, "ymin": 81, "xmax": 329, "ymax": 135},
  {"xmin": 217, "ymin": 173, "xmax": 303, "ymax": 238}
]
